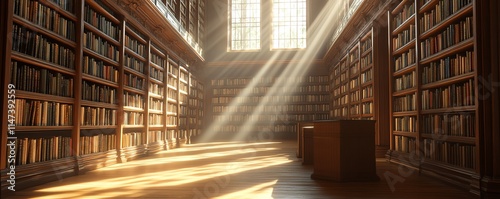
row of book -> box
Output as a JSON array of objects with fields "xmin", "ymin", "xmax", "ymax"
[
  {"xmin": 350, "ymin": 90, "xmax": 360, "ymax": 101},
  {"xmin": 167, "ymin": 116, "xmax": 177, "ymax": 126},
  {"xmin": 422, "ymin": 139, "xmax": 475, "ymax": 169},
  {"xmin": 212, "ymin": 85, "xmax": 331, "ymax": 95},
  {"xmin": 122, "ymin": 132, "xmax": 146, "ymax": 148},
  {"xmin": 167, "ymin": 63, "xmax": 179, "ymax": 76},
  {"xmin": 350, "ymin": 104, "xmax": 360, "ymax": 115},
  {"xmin": 168, "ymin": 77, "xmax": 178, "ymax": 87},
  {"xmin": 82, "ymin": 81, "xmax": 116, "ymax": 104},
  {"xmin": 179, "ymin": 82, "xmax": 188, "ymax": 92},
  {"xmin": 349, "ymin": 48, "xmax": 359, "ymax": 62},
  {"xmin": 421, "ymin": 79, "xmax": 474, "ymax": 110},
  {"xmin": 394, "ymin": 71, "xmax": 417, "ymax": 91},
  {"xmin": 125, "ymin": 34, "xmax": 146, "ymax": 57},
  {"xmin": 360, "ymin": 52, "xmax": 373, "ymax": 68},
  {"xmin": 179, "ymin": 70, "xmax": 189, "ymax": 82},
  {"xmin": 420, "ymin": 17, "xmax": 473, "ymax": 59},
  {"xmin": 394, "ymin": 116, "xmax": 417, "ymax": 132},
  {"xmin": 15, "ymin": 99, "xmax": 73, "ymax": 126},
  {"xmin": 151, "ymin": 83, "xmax": 165, "ymax": 96},
  {"xmin": 362, "ymin": 85, "xmax": 374, "ymax": 99},
  {"xmin": 210, "ymin": 76, "xmax": 331, "ymax": 86},
  {"xmin": 360, "ymin": 37, "xmax": 372, "ymax": 52},
  {"xmin": 361, "ymin": 69, "xmax": 373, "ymax": 84},
  {"xmin": 124, "ymin": 72, "xmax": 145, "ymax": 90},
  {"xmin": 149, "ymin": 114, "xmax": 164, "ymax": 125},
  {"xmin": 83, "ymin": 55, "xmax": 119, "ymax": 83},
  {"xmin": 188, "ymin": 99, "xmax": 201, "ymax": 107},
  {"xmin": 150, "ymin": 66, "xmax": 164, "ymax": 81},
  {"xmin": 179, "ymin": 94, "xmax": 188, "ymax": 103},
  {"xmin": 421, "ymin": 51, "xmax": 474, "ymax": 84},
  {"xmin": 124, "ymin": 111, "xmax": 144, "ymax": 125},
  {"xmin": 332, "ymin": 107, "xmax": 349, "ymax": 118},
  {"xmin": 12, "ymin": 24, "xmax": 76, "ymax": 69},
  {"xmin": 11, "ymin": 61, "xmax": 74, "ymax": 97},
  {"xmin": 125, "ymin": 55, "xmax": 145, "ymax": 73},
  {"xmin": 340, "ymin": 71, "xmax": 348, "ymax": 82},
  {"xmin": 15, "ymin": 0, "xmax": 76, "ymax": 41},
  {"xmin": 151, "ymin": 53, "xmax": 166, "ymax": 68},
  {"xmin": 212, "ymin": 104, "xmax": 330, "ymax": 113},
  {"xmin": 80, "ymin": 106, "xmax": 116, "ymax": 126},
  {"xmin": 394, "ymin": 135, "xmax": 417, "ymax": 154},
  {"xmin": 179, "ymin": 118, "xmax": 187, "ymax": 126},
  {"xmin": 393, "ymin": 25, "xmax": 415, "ymax": 51},
  {"xmin": 149, "ymin": 98, "xmax": 164, "ymax": 111},
  {"xmin": 80, "ymin": 133, "xmax": 116, "ymax": 155},
  {"xmin": 124, "ymin": 92, "xmax": 145, "ymax": 109},
  {"xmin": 167, "ymin": 88, "xmax": 177, "ymax": 100},
  {"xmin": 419, "ymin": 0, "xmax": 472, "ymax": 34},
  {"xmin": 148, "ymin": 131, "xmax": 165, "ymax": 143},
  {"xmin": 421, "ymin": 113, "xmax": 475, "ymax": 137},
  {"xmin": 394, "ymin": 48, "xmax": 416, "ymax": 72},
  {"xmin": 362, "ymin": 102, "xmax": 373, "ymax": 114},
  {"xmin": 350, "ymin": 62, "xmax": 360, "ymax": 75},
  {"xmin": 393, "ymin": 94, "xmax": 417, "ymax": 112},
  {"xmin": 83, "ymin": 30, "xmax": 119, "ymax": 61},
  {"xmin": 84, "ymin": 4, "xmax": 121, "ymax": 41},
  {"xmin": 15, "ymin": 136, "xmax": 72, "ymax": 165},
  {"xmin": 392, "ymin": 1, "xmax": 415, "ymax": 29},
  {"xmin": 333, "ymin": 95, "xmax": 349, "ymax": 106},
  {"xmin": 211, "ymin": 94, "xmax": 330, "ymax": 104},
  {"xmin": 350, "ymin": 77, "xmax": 360, "ymax": 89},
  {"xmin": 167, "ymin": 103, "xmax": 178, "ymax": 114}
]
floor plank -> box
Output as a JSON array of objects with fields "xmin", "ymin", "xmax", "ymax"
[{"xmin": 4, "ymin": 141, "xmax": 477, "ymax": 199}]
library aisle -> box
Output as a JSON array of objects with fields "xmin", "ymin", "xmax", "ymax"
[{"xmin": 4, "ymin": 141, "xmax": 476, "ymax": 199}]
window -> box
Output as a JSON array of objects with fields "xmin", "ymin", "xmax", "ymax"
[
  {"xmin": 229, "ymin": 0, "xmax": 261, "ymax": 51},
  {"xmin": 228, "ymin": 0, "xmax": 307, "ymax": 51},
  {"xmin": 272, "ymin": 0, "xmax": 306, "ymax": 49}
]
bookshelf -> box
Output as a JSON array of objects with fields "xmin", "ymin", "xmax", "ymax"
[
  {"xmin": 329, "ymin": 23, "xmax": 390, "ymax": 157},
  {"xmin": 386, "ymin": 0, "xmax": 479, "ymax": 192},
  {"xmin": 208, "ymin": 67, "xmax": 330, "ymax": 140},
  {"xmin": 166, "ymin": 58, "xmax": 179, "ymax": 148},
  {"xmin": 179, "ymin": 65, "xmax": 189, "ymax": 144},
  {"xmin": 1, "ymin": 0, "xmax": 205, "ymax": 192}
]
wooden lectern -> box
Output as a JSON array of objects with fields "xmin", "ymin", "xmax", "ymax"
[{"xmin": 311, "ymin": 120, "xmax": 379, "ymax": 182}]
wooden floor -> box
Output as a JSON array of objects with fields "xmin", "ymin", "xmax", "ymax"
[{"xmin": 4, "ymin": 141, "xmax": 477, "ymax": 199}]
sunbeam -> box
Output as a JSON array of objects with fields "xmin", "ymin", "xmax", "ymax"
[{"xmin": 199, "ymin": 1, "xmax": 345, "ymax": 142}]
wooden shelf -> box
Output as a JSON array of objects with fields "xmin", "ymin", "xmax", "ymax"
[
  {"xmin": 420, "ymin": 72, "xmax": 475, "ymax": 90},
  {"xmin": 419, "ymin": 38, "xmax": 474, "ymax": 65},
  {"xmin": 11, "ymin": 52, "xmax": 76, "ymax": 75},
  {"xmin": 419, "ymin": 5, "xmax": 473, "ymax": 39},
  {"xmin": 13, "ymin": 16, "xmax": 76, "ymax": 47},
  {"xmin": 12, "ymin": 126, "xmax": 74, "ymax": 132},
  {"xmin": 420, "ymin": 106, "xmax": 476, "ymax": 114},
  {"xmin": 84, "ymin": 23, "xmax": 120, "ymax": 45},
  {"xmin": 16, "ymin": 90, "xmax": 74, "ymax": 104},
  {"xmin": 82, "ymin": 74, "xmax": 119, "ymax": 88},
  {"xmin": 392, "ymin": 38, "xmax": 416, "ymax": 55},
  {"xmin": 392, "ymin": 15, "xmax": 415, "ymax": 35}
]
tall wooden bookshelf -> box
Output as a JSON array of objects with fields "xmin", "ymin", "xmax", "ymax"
[
  {"xmin": 166, "ymin": 57, "xmax": 180, "ymax": 149},
  {"xmin": 329, "ymin": 23, "xmax": 390, "ymax": 157},
  {"xmin": 1, "ymin": 0, "xmax": 205, "ymax": 192},
  {"xmin": 386, "ymin": 0, "xmax": 480, "ymax": 193}
]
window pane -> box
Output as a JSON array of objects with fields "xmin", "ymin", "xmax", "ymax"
[
  {"xmin": 229, "ymin": 0, "xmax": 261, "ymax": 51},
  {"xmin": 272, "ymin": 0, "xmax": 306, "ymax": 49}
]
